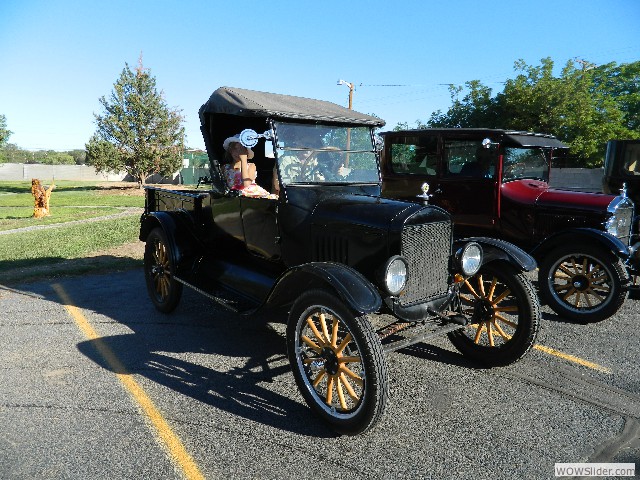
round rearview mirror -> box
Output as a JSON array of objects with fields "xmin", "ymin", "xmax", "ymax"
[
  {"xmin": 482, "ymin": 138, "xmax": 493, "ymax": 149},
  {"xmin": 238, "ymin": 129, "xmax": 273, "ymax": 148},
  {"xmin": 239, "ymin": 129, "xmax": 260, "ymax": 148}
]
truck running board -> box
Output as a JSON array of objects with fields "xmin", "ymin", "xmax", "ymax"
[
  {"xmin": 380, "ymin": 320, "xmax": 465, "ymax": 353},
  {"xmin": 175, "ymin": 277, "xmax": 247, "ymax": 313}
]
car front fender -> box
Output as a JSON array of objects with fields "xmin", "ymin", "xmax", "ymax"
[
  {"xmin": 530, "ymin": 228, "xmax": 629, "ymax": 261},
  {"xmin": 265, "ymin": 262, "xmax": 382, "ymax": 315},
  {"xmin": 454, "ymin": 237, "xmax": 537, "ymax": 272}
]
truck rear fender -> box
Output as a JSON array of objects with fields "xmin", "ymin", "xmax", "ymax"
[
  {"xmin": 530, "ymin": 228, "xmax": 629, "ymax": 260},
  {"xmin": 139, "ymin": 211, "xmax": 202, "ymax": 276},
  {"xmin": 454, "ymin": 237, "xmax": 537, "ymax": 272},
  {"xmin": 266, "ymin": 262, "xmax": 382, "ymax": 315}
]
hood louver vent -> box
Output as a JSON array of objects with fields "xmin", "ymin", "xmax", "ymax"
[{"xmin": 313, "ymin": 235, "xmax": 349, "ymax": 263}]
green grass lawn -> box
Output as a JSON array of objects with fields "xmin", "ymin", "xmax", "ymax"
[{"xmin": 0, "ymin": 181, "xmax": 145, "ymax": 284}]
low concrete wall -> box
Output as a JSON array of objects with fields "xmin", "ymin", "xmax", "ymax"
[
  {"xmin": 0, "ymin": 163, "xmax": 127, "ymax": 182},
  {"xmin": 0, "ymin": 163, "xmax": 181, "ymax": 184},
  {"xmin": 0, "ymin": 163, "xmax": 607, "ymax": 191}
]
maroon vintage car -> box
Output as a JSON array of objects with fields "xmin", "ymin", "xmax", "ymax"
[{"xmin": 381, "ymin": 128, "xmax": 639, "ymax": 323}]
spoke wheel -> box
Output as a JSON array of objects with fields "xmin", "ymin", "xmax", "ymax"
[
  {"xmin": 287, "ymin": 290, "xmax": 388, "ymax": 435},
  {"xmin": 144, "ymin": 227, "xmax": 183, "ymax": 313},
  {"xmin": 539, "ymin": 244, "xmax": 627, "ymax": 323},
  {"xmin": 448, "ymin": 262, "xmax": 540, "ymax": 366}
]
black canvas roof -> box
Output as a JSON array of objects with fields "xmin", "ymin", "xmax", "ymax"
[
  {"xmin": 199, "ymin": 86, "xmax": 385, "ymax": 127},
  {"xmin": 382, "ymin": 128, "xmax": 568, "ymax": 149}
]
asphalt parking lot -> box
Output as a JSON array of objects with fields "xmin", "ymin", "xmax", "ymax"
[{"xmin": 1, "ymin": 269, "xmax": 639, "ymax": 479}]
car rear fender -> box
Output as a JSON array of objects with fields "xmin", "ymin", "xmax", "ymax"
[
  {"xmin": 530, "ymin": 228, "xmax": 629, "ymax": 260},
  {"xmin": 265, "ymin": 262, "xmax": 382, "ymax": 315},
  {"xmin": 455, "ymin": 237, "xmax": 537, "ymax": 272}
]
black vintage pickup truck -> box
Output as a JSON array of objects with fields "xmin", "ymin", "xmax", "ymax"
[{"xmin": 139, "ymin": 87, "xmax": 540, "ymax": 435}]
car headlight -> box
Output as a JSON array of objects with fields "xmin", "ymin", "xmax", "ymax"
[
  {"xmin": 383, "ymin": 255, "xmax": 408, "ymax": 296},
  {"xmin": 456, "ymin": 242, "xmax": 483, "ymax": 277},
  {"xmin": 605, "ymin": 209, "xmax": 633, "ymax": 239}
]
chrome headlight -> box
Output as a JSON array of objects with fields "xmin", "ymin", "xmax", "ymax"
[
  {"xmin": 383, "ymin": 255, "xmax": 408, "ymax": 296},
  {"xmin": 606, "ymin": 196, "xmax": 634, "ymax": 241},
  {"xmin": 456, "ymin": 242, "xmax": 483, "ymax": 277},
  {"xmin": 605, "ymin": 209, "xmax": 633, "ymax": 239}
]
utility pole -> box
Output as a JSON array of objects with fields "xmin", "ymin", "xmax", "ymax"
[{"xmin": 337, "ymin": 79, "xmax": 354, "ymax": 109}]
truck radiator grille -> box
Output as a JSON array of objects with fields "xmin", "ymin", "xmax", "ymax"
[{"xmin": 400, "ymin": 221, "xmax": 451, "ymax": 306}]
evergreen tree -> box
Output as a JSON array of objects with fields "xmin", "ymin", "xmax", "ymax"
[
  {"xmin": 0, "ymin": 114, "xmax": 11, "ymax": 147},
  {"xmin": 86, "ymin": 58, "xmax": 185, "ymax": 186}
]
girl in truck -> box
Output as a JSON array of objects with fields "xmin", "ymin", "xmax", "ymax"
[{"xmin": 222, "ymin": 136, "xmax": 277, "ymax": 199}]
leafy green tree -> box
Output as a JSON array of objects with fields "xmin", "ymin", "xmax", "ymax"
[
  {"xmin": 86, "ymin": 60, "xmax": 185, "ymax": 186},
  {"xmin": 424, "ymin": 58, "xmax": 640, "ymax": 167},
  {"xmin": 68, "ymin": 149, "xmax": 87, "ymax": 165}
]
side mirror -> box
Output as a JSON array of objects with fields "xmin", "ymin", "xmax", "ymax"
[
  {"xmin": 239, "ymin": 129, "xmax": 273, "ymax": 148},
  {"xmin": 482, "ymin": 138, "xmax": 493, "ymax": 149},
  {"xmin": 238, "ymin": 129, "xmax": 275, "ymax": 158}
]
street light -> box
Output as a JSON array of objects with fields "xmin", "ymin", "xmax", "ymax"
[{"xmin": 337, "ymin": 79, "xmax": 354, "ymax": 109}]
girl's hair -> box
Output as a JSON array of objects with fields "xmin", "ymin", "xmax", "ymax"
[{"xmin": 222, "ymin": 150, "xmax": 234, "ymax": 165}]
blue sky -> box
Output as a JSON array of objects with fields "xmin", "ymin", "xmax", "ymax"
[{"xmin": 0, "ymin": 0, "xmax": 638, "ymax": 151}]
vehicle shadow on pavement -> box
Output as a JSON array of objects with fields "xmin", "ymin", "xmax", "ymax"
[
  {"xmin": 11, "ymin": 271, "xmax": 337, "ymax": 438},
  {"xmin": 398, "ymin": 343, "xmax": 486, "ymax": 369},
  {"xmin": 540, "ymin": 311, "xmax": 596, "ymax": 325},
  {"xmin": 74, "ymin": 317, "xmax": 336, "ymax": 438}
]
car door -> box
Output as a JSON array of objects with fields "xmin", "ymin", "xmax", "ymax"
[
  {"xmin": 429, "ymin": 137, "xmax": 498, "ymax": 237},
  {"xmin": 381, "ymin": 133, "xmax": 440, "ymax": 203},
  {"xmin": 240, "ymin": 197, "xmax": 281, "ymax": 261}
]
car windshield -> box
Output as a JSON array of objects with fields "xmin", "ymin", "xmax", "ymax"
[
  {"xmin": 502, "ymin": 147, "xmax": 550, "ymax": 182},
  {"xmin": 274, "ymin": 122, "xmax": 379, "ymax": 185}
]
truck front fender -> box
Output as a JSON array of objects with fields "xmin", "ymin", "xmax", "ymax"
[
  {"xmin": 454, "ymin": 237, "xmax": 537, "ymax": 272},
  {"xmin": 265, "ymin": 262, "xmax": 382, "ymax": 315}
]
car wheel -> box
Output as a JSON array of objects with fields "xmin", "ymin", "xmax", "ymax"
[
  {"xmin": 448, "ymin": 262, "xmax": 540, "ymax": 366},
  {"xmin": 144, "ymin": 227, "xmax": 183, "ymax": 313},
  {"xmin": 287, "ymin": 289, "xmax": 388, "ymax": 435},
  {"xmin": 538, "ymin": 244, "xmax": 627, "ymax": 323}
]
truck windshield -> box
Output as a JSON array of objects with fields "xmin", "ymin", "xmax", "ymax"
[
  {"xmin": 274, "ymin": 122, "xmax": 379, "ymax": 185},
  {"xmin": 502, "ymin": 147, "xmax": 549, "ymax": 182}
]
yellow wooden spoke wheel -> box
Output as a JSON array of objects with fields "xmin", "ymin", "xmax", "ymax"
[
  {"xmin": 449, "ymin": 262, "xmax": 540, "ymax": 366},
  {"xmin": 287, "ymin": 290, "xmax": 388, "ymax": 435}
]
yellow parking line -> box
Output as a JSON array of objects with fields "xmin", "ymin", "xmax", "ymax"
[
  {"xmin": 468, "ymin": 324, "xmax": 612, "ymax": 373},
  {"xmin": 52, "ymin": 283, "xmax": 205, "ymax": 480},
  {"xmin": 533, "ymin": 343, "xmax": 611, "ymax": 374}
]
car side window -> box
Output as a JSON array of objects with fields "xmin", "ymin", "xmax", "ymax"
[
  {"xmin": 622, "ymin": 144, "xmax": 640, "ymax": 175},
  {"xmin": 389, "ymin": 136, "xmax": 438, "ymax": 175},
  {"xmin": 444, "ymin": 140, "xmax": 495, "ymax": 178}
]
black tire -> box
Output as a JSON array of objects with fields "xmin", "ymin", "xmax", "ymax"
[
  {"xmin": 144, "ymin": 227, "xmax": 183, "ymax": 313},
  {"xmin": 448, "ymin": 262, "xmax": 540, "ymax": 366},
  {"xmin": 287, "ymin": 289, "xmax": 388, "ymax": 435},
  {"xmin": 538, "ymin": 244, "xmax": 627, "ymax": 323}
]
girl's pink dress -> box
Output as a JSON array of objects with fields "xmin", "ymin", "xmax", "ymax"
[{"xmin": 224, "ymin": 165, "xmax": 277, "ymax": 199}]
